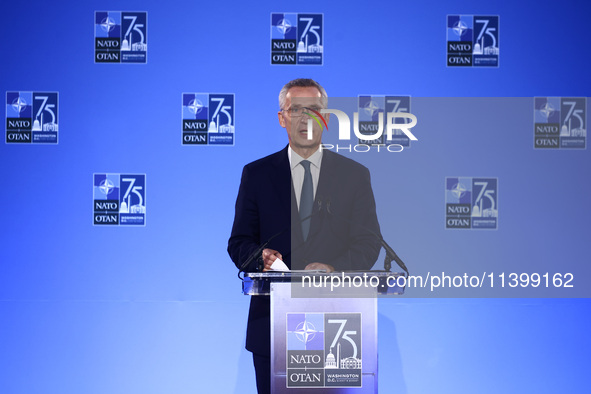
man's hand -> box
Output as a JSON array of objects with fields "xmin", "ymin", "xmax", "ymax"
[
  {"xmin": 304, "ymin": 262, "xmax": 335, "ymax": 273},
  {"xmin": 262, "ymin": 248, "xmax": 283, "ymax": 272}
]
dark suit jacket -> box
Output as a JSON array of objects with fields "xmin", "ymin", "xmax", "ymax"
[{"xmin": 228, "ymin": 145, "xmax": 381, "ymax": 356}]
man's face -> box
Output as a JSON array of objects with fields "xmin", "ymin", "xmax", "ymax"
[{"xmin": 278, "ymin": 86, "xmax": 327, "ymax": 154}]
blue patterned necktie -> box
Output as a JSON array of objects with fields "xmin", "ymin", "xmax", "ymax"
[{"xmin": 299, "ymin": 160, "xmax": 313, "ymax": 241}]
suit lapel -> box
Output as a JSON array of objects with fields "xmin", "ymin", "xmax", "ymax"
[
  {"xmin": 269, "ymin": 146, "xmax": 292, "ymax": 214},
  {"xmin": 309, "ymin": 150, "xmax": 336, "ymax": 241},
  {"xmin": 268, "ymin": 146, "xmax": 305, "ymax": 250}
]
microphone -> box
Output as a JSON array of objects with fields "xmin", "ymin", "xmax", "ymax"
[
  {"xmin": 324, "ymin": 198, "xmax": 409, "ymax": 276},
  {"xmin": 237, "ymin": 230, "xmax": 283, "ymax": 277},
  {"xmin": 237, "ymin": 197, "xmax": 325, "ymax": 279}
]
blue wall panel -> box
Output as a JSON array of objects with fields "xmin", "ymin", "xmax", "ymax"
[{"xmin": 1, "ymin": 0, "xmax": 589, "ymax": 392}]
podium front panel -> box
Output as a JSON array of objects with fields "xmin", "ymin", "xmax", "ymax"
[{"xmin": 270, "ymin": 283, "xmax": 378, "ymax": 393}]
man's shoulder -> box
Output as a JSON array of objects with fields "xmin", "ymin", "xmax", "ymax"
[
  {"xmin": 323, "ymin": 150, "xmax": 370, "ymax": 175},
  {"xmin": 244, "ymin": 147, "xmax": 288, "ymax": 172}
]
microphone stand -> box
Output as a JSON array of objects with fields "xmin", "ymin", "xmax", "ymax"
[{"xmin": 237, "ymin": 201, "xmax": 324, "ymax": 280}]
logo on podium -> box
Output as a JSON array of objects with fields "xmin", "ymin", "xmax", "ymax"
[
  {"xmin": 286, "ymin": 312, "xmax": 362, "ymax": 388},
  {"xmin": 534, "ymin": 97, "xmax": 586, "ymax": 149},
  {"xmin": 271, "ymin": 13, "xmax": 323, "ymax": 65},
  {"xmin": 182, "ymin": 93, "xmax": 235, "ymax": 145},
  {"xmin": 93, "ymin": 174, "xmax": 146, "ymax": 226},
  {"xmin": 6, "ymin": 92, "xmax": 59, "ymax": 144},
  {"xmin": 446, "ymin": 177, "xmax": 498, "ymax": 229}
]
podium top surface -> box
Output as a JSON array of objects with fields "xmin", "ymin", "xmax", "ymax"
[
  {"xmin": 244, "ymin": 270, "xmax": 401, "ymax": 279},
  {"xmin": 242, "ymin": 270, "xmax": 405, "ymax": 296}
]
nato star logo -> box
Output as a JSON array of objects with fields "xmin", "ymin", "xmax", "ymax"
[
  {"xmin": 451, "ymin": 182, "xmax": 467, "ymax": 199},
  {"xmin": 100, "ymin": 16, "xmax": 116, "ymax": 32},
  {"xmin": 363, "ymin": 100, "xmax": 380, "ymax": 117},
  {"xmin": 295, "ymin": 321, "xmax": 317, "ymax": 343},
  {"xmin": 99, "ymin": 179, "xmax": 115, "ymax": 195},
  {"xmin": 188, "ymin": 99, "xmax": 203, "ymax": 115},
  {"xmin": 276, "ymin": 18, "xmax": 292, "ymax": 35},
  {"xmin": 540, "ymin": 102, "xmax": 554, "ymax": 120},
  {"xmin": 11, "ymin": 97, "xmax": 27, "ymax": 113},
  {"xmin": 453, "ymin": 20, "xmax": 468, "ymax": 37}
]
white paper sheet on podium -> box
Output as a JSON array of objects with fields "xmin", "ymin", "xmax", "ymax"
[{"xmin": 270, "ymin": 258, "xmax": 290, "ymax": 271}]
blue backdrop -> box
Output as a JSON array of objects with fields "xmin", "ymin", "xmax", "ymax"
[{"xmin": 1, "ymin": 0, "xmax": 589, "ymax": 393}]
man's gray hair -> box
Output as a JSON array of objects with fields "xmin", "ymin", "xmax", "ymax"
[{"xmin": 278, "ymin": 78, "xmax": 328, "ymax": 110}]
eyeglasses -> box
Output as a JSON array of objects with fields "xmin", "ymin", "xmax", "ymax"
[{"xmin": 282, "ymin": 106, "xmax": 324, "ymax": 118}]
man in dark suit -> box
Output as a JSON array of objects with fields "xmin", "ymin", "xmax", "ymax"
[{"xmin": 228, "ymin": 78, "xmax": 381, "ymax": 394}]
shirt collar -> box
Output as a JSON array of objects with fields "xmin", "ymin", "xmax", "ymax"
[{"xmin": 288, "ymin": 145, "xmax": 323, "ymax": 170}]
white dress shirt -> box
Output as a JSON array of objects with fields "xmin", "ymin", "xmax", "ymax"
[{"xmin": 288, "ymin": 146, "xmax": 323, "ymax": 210}]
